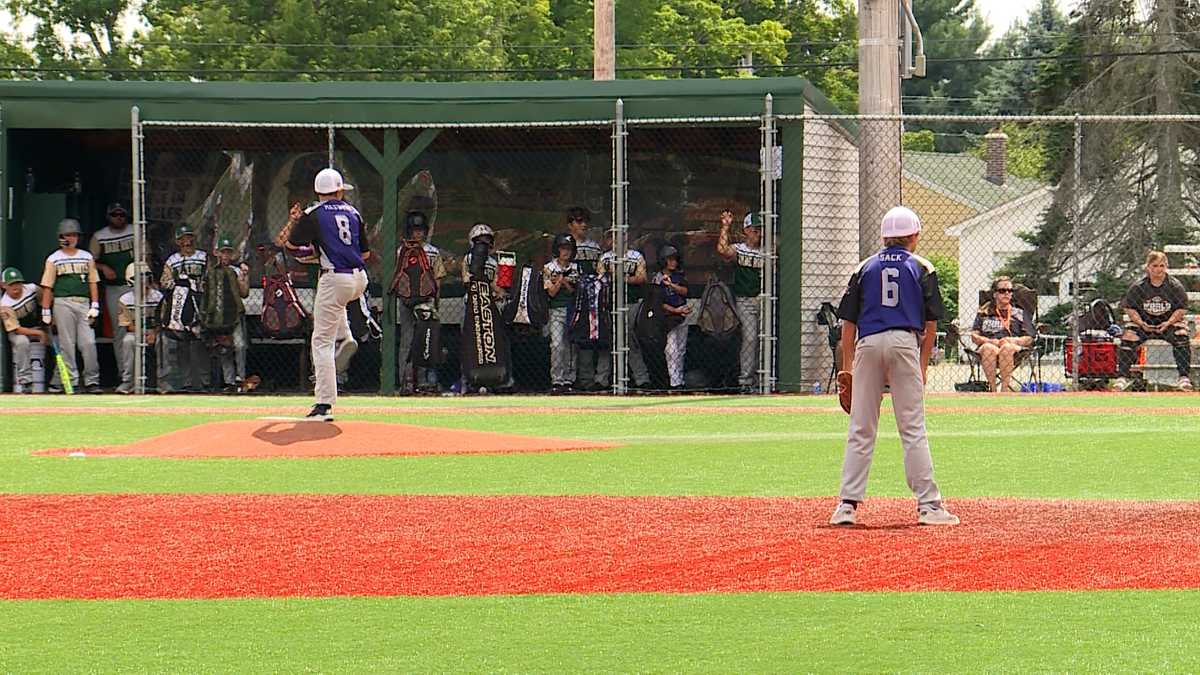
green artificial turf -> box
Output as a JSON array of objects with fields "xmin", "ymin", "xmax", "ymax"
[
  {"xmin": 1, "ymin": 591, "xmax": 1197, "ymax": 673},
  {"xmin": 4, "ymin": 395, "xmax": 1199, "ymax": 673},
  {"xmin": 3, "ymin": 395, "xmax": 1198, "ymax": 499}
]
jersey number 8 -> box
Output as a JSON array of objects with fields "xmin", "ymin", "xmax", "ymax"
[
  {"xmin": 334, "ymin": 214, "xmax": 353, "ymax": 246},
  {"xmin": 881, "ymin": 268, "xmax": 900, "ymax": 307}
]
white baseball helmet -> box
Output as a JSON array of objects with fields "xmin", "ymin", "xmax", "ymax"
[
  {"xmin": 124, "ymin": 261, "xmax": 152, "ymax": 286},
  {"xmin": 468, "ymin": 223, "xmax": 494, "ymax": 243},
  {"xmin": 880, "ymin": 206, "xmax": 921, "ymax": 239},
  {"xmin": 314, "ymin": 168, "xmax": 354, "ymax": 195}
]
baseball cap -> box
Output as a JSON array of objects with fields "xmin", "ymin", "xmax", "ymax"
[
  {"xmin": 314, "ymin": 168, "xmax": 354, "ymax": 195},
  {"xmin": 107, "ymin": 202, "xmax": 128, "ymax": 216},
  {"xmin": 880, "ymin": 206, "xmax": 922, "ymax": 239},
  {"xmin": 743, "ymin": 212, "xmax": 763, "ymax": 229},
  {"xmin": 217, "ymin": 236, "xmax": 235, "ymax": 251}
]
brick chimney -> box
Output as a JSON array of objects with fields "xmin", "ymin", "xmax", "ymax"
[{"xmin": 984, "ymin": 129, "xmax": 1008, "ymax": 186}]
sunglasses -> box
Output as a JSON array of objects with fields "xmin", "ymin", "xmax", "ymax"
[
  {"xmin": 110, "ymin": 211, "xmax": 127, "ymax": 217},
  {"xmin": 996, "ymin": 288, "xmax": 1014, "ymax": 294},
  {"xmin": 569, "ymin": 218, "xmax": 587, "ymax": 223}
]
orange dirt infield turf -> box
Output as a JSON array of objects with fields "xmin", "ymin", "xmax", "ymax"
[
  {"xmin": 33, "ymin": 420, "xmax": 613, "ymax": 458},
  {"xmin": 1, "ymin": 495, "xmax": 1198, "ymax": 599}
]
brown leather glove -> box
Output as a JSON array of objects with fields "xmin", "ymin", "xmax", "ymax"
[{"xmin": 836, "ymin": 371, "xmax": 853, "ymax": 415}]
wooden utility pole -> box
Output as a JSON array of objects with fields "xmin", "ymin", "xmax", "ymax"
[
  {"xmin": 858, "ymin": 0, "xmax": 902, "ymax": 257},
  {"xmin": 594, "ymin": 0, "xmax": 615, "ymax": 80}
]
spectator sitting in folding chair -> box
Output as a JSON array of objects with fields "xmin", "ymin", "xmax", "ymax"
[{"xmin": 968, "ymin": 276, "xmax": 1034, "ymax": 393}]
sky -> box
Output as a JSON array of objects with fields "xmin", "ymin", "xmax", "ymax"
[{"xmin": 977, "ymin": 0, "xmax": 1075, "ymax": 34}]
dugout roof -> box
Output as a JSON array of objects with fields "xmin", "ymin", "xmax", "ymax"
[{"xmin": 0, "ymin": 77, "xmax": 848, "ymax": 129}]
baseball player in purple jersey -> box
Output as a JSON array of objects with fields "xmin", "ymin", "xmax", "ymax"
[
  {"xmin": 829, "ymin": 206, "xmax": 958, "ymax": 527},
  {"xmin": 285, "ymin": 168, "xmax": 371, "ymax": 421}
]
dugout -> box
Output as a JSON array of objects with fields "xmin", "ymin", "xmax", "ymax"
[{"xmin": 0, "ymin": 78, "xmax": 858, "ymax": 394}]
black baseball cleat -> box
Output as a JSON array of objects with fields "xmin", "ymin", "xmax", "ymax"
[{"xmin": 305, "ymin": 404, "xmax": 334, "ymax": 422}]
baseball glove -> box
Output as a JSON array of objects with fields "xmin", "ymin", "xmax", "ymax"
[{"xmin": 836, "ymin": 371, "xmax": 853, "ymax": 415}]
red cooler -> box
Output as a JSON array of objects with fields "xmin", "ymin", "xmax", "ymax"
[
  {"xmin": 496, "ymin": 251, "xmax": 516, "ymax": 288},
  {"xmin": 1064, "ymin": 340, "xmax": 1118, "ymax": 377}
]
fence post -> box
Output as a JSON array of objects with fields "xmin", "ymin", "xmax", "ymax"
[
  {"xmin": 612, "ymin": 100, "xmax": 629, "ymax": 395},
  {"xmin": 0, "ymin": 103, "xmax": 7, "ymax": 392},
  {"xmin": 760, "ymin": 94, "xmax": 777, "ymax": 394},
  {"xmin": 327, "ymin": 124, "xmax": 335, "ymax": 168},
  {"xmin": 1071, "ymin": 115, "xmax": 1082, "ymax": 391},
  {"xmin": 131, "ymin": 106, "xmax": 146, "ymax": 395}
]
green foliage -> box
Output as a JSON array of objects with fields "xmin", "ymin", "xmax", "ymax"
[
  {"xmin": 966, "ymin": 123, "xmax": 1050, "ymax": 180},
  {"xmin": 973, "ymin": 0, "xmax": 1067, "ymax": 116},
  {"xmin": 927, "ymin": 253, "xmax": 959, "ymax": 332},
  {"xmin": 901, "ymin": 129, "xmax": 935, "ymax": 152}
]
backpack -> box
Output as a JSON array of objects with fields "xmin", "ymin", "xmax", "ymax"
[
  {"xmin": 696, "ymin": 278, "xmax": 741, "ymax": 343},
  {"xmin": 633, "ymin": 282, "xmax": 669, "ymax": 346},
  {"xmin": 390, "ymin": 240, "xmax": 437, "ymax": 307},
  {"xmin": 569, "ymin": 273, "xmax": 611, "ymax": 349},
  {"xmin": 500, "ymin": 265, "xmax": 549, "ymax": 334},
  {"xmin": 347, "ymin": 290, "xmax": 383, "ymax": 343},
  {"xmin": 160, "ymin": 281, "xmax": 203, "ymax": 341},
  {"xmin": 261, "ymin": 257, "xmax": 308, "ymax": 339},
  {"xmin": 202, "ymin": 265, "xmax": 245, "ymax": 335}
]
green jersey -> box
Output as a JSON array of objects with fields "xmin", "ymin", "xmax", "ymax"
[
  {"xmin": 90, "ymin": 225, "xmax": 136, "ymax": 286},
  {"xmin": 732, "ymin": 243, "xmax": 764, "ymax": 298},
  {"xmin": 41, "ymin": 249, "xmax": 98, "ymax": 299}
]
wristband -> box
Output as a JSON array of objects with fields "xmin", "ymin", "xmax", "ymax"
[
  {"xmin": 41, "ymin": 308, "xmax": 52, "ymax": 322},
  {"xmin": 90, "ymin": 302, "xmax": 100, "ymax": 311}
]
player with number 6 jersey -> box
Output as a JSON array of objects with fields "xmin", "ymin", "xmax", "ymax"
[
  {"xmin": 829, "ymin": 206, "xmax": 958, "ymax": 528},
  {"xmin": 286, "ymin": 168, "xmax": 371, "ymax": 421}
]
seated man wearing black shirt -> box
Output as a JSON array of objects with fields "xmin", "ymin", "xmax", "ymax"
[{"xmin": 1115, "ymin": 250, "xmax": 1192, "ymax": 392}]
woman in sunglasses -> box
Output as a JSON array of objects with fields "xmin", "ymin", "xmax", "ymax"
[{"xmin": 969, "ymin": 276, "xmax": 1033, "ymax": 392}]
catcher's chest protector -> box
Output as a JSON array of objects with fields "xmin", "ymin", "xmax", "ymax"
[
  {"xmin": 261, "ymin": 273, "xmax": 307, "ymax": 339},
  {"xmin": 391, "ymin": 241, "xmax": 437, "ymax": 307}
]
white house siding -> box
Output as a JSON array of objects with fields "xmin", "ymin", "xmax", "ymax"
[
  {"xmin": 799, "ymin": 111, "xmax": 860, "ymax": 389},
  {"xmin": 947, "ymin": 188, "xmax": 1104, "ymax": 327}
]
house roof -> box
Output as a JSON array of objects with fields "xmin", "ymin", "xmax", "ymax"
[
  {"xmin": 904, "ymin": 152, "xmax": 1046, "ymax": 213},
  {"xmin": 945, "ymin": 186, "xmax": 1054, "ymax": 238}
]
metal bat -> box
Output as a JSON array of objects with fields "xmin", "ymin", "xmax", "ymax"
[{"xmin": 48, "ymin": 331, "xmax": 75, "ymax": 395}]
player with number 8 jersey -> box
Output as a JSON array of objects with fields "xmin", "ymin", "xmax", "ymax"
[
  {"xmin": 286, "ymin": 168, "xmax": 371, "ymax": 421},
  {"xmin": 828, "ymin": 206, "xmax": 958, "ymax": 527}
]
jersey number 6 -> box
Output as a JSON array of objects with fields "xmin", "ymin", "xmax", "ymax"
[
  {"xmin": 881, "ymin": 268, "xmax": 900, "ymax": 307},
  {"xmin": 334, "ymin": 214, "xmax": 353, "ymax": 246}
]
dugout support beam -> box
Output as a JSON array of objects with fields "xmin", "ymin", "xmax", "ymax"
[
  {"xmin": 777, "ymin": 122, "xmax": 804, "ymax": 392},
  {"xmin": 340, "ymin": 128, "xmax": 441, "ymax": 395}
]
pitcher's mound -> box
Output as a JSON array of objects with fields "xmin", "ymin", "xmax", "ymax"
[{"xmin": 38, "ymin": 420, "xmax": 614, "ymax": 459}]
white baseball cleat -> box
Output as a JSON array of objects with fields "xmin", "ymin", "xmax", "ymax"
[
  {"xmin": 829, "ymin": 502, "xmax": 857, "ymax": 526},
  {"xmin": 917, "ymin": 503, "xmax": 960, "ymax": 526},
  {"xmin": 1112, "ymin": 377, "xmax": 1131, "ymax": 392},
  {"xmin": 1176, "ymin": 376, "xmax": 1193, "ymax": 392}
]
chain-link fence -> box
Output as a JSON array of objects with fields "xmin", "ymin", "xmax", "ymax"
[
  {"xmin": 100, "ymin": 109, "xmax": 1200, "ymax": 396},
  {"xmin": 128, "ymin": 109, "xmax": 779, "ymax": 396}
]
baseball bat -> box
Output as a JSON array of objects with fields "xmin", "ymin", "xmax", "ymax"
[{"xmin": 48, "ymin": 332, "xmax": 75, "ymax": 395}]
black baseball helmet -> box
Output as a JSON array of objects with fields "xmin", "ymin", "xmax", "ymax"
[
  {"xmin": 552, "ymin": 232, "xmax": 577, "ymax": 260},
  {"xmin": 404, "ymin": 210, "xmax": 429, "ymax": 237},
  {"xmin": 659, "ymin": 244, "xmax": 679, "ymax": 260}
]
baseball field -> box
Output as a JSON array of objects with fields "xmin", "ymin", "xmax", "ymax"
[{"xmin": 2, "ymin": 393, "xmax": 1199, "ymax": 671}]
